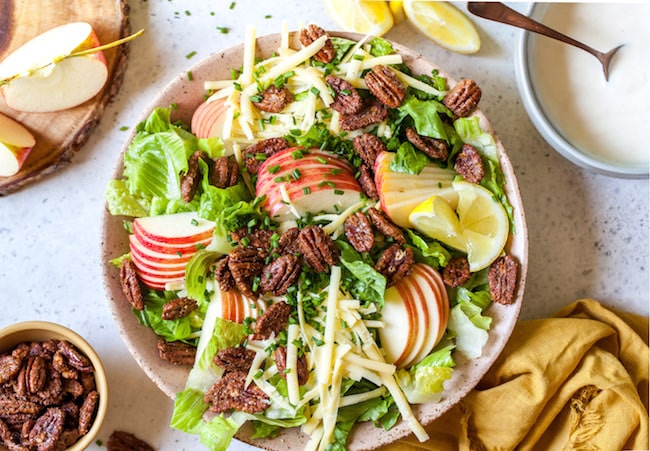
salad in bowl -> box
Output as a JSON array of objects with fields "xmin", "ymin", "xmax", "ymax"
[{"xmin": 103, "ymin": 24, "xmax": 527, "ymax": 451}]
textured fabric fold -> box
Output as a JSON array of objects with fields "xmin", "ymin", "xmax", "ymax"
[{"xmin": 382, "ymin": 299, "xmax": 649, "ymax": 451}]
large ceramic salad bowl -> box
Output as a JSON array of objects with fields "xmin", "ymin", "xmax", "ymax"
[{"xmin": 102, "ymin": 28, "xmax": 528, "ymax": 450}]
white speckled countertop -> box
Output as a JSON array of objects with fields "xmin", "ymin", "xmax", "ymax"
[{"xmin": 1, "ymin": 2, "xmax": 648, "ymax": 450}]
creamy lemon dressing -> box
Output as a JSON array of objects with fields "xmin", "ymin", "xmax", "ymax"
[{"xmin": 529, "ymin": 3, "xmax": 650, "ymax": 167}]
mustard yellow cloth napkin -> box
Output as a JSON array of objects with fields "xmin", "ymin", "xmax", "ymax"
[{"xmin": 384, "ymin": 298, "xmax": 649, "ymax": 450}]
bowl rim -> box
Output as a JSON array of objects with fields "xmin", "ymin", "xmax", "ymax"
[
  {"xmin": 513, "ymin": 3, "xmax": 649, "ymax": 179},
  {"xmin": 0, "ymin": 320, "xmax": 108, "ymax": 451}
]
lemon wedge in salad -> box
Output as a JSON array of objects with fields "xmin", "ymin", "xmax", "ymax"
[
  {"xmin": 402, "ymin": 0, "xmax": 481, "ymax": 54},
  {"xmin": 324, "ymin": 0, "xmax": 394, "ymax": 36},
  {"xmin": 409, "ymin": 181, "xmax": 508, "ymax": 271},
  {"xmin": 389, "ymin": 1, "xmax": 407, "ymax": 25}
]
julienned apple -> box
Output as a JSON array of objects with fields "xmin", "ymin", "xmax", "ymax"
[
  {"xmin": 256, "ymin": 147, "xmax": 364, "ymax": 220},
  {"xmin": 0, "ymin": 113, "xmax": 35, "ymax": 177}
]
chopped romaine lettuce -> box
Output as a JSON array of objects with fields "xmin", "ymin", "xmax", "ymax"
[
  {"xmin": 406, "ymin": 230, "xmax": 451, "ymax": 268},
  {"xmin": 105, "ymin": 179, "xmax": 149, "ymax": 217},
  {"xmin": 171, "ymin": 388, "xmax": 209, "ymax": 434},
  {"xmin": 396, "ymin": 344, "xmax": 455, "ymax": 404},
  {"xmin": 198, "ymin": 414, "xmax": 245, "ymax": 451},
  {"xmin": 389, "ymin": 141, "xmax": 429, "ymax": 175},
  {"xmin": 398, "ymin": 95, "xmax": 453, "ymax": 142},
  {"xmin": 447, "ymin": 304, "xmax": 489, "ymax": 359},
  {"xmin": 337, "ymin": 241, "xmax": 387, "ymax": 305}
]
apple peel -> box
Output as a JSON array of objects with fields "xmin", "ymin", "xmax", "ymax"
[{"xmin": 0, "ymin": 113, "xmax": 36, "ymax": 177}]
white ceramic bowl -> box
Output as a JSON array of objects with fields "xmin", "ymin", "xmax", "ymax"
[{"xmin": 514, "ymin": 3, "xmax": 649, "ymax": 179}]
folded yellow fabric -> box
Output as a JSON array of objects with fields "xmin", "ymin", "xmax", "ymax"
[{"xmin": 383, "ymin": 298, "xmax": 649, "ymax": 450}]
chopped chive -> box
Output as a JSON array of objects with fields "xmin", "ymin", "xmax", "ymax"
[
  {"xmin": 291, "ymin": 149, "xmax": 304, "ymax": 159},
  {"xmin": 255, "ymin": 153, "xmax": 267, "ymax": 161},
  {"xmin": 119, "ymin": 126, "xmax": 129, "ymax": 131},
  {"xmin": 240, "ymin": 237, "xmax": 251, "ymax": 247},
  {"xmin": 291, "ymin": 168, "xmax": 301, "ymax": 180},
  {"xmin": 329, "ymin": 168, "xmax": 343, "ymax": 176},
  {"xmin": 233, "ymin": 111, "xmax": 241, "ymax": 119},
  {"xmin": 250, "ymin": 94, "xmax": 262, "ymax": 103},
  {"xmin": 190, "ymin": 218, "xmax": 199, "ymax": 226},
  {"xmin": 185, "ymin": 10, "xmax": 191, "ymax": 16},
  {"xmin": 274, "ymin": 176, "xmax": 287, "ymax": 183},
  {"xmin": 289, "ymin": 129, "xmax": 302, "ymax": 136},
  {"xmin": 310, "ymin": 86, "xmax": 320, "ymax": 96},
  {"xmin": 186, "ymin": 71, "xmax": 193, "ymax": 81},
  {"xmin": 313, "ymin": 337, "xmax": 324, "ymax": 346},
  {"xmin": 353, "ymin": 54, "xmax": 365, "ymax": 61},
  {"xmin": 316, "ymin": 156, "xmax": 327, "ymax": 164},
  {"xmin": 334, "ymin": 189, "xmax": 344, "ymax": 195},
  {"xmin": 170, "ymin": 102, "xmax": 178, "ymax": 110},
  {"xmin": 341, "ymin": 89, "xmax": 351, "ymax": 95},
  {"xmin": 317, "ymin": 181, "xmax": 336, "ymax": 188},
  {"xmin": 229, "ymin": 1, "xmax": 236, "ymax": 9},
  {"xmin": 185, "ymin": 51, "xmax": 197, "ymax": 59},
  {"xmin": 264, "ymin": 14, "xmax": 272, "ymax": 19},
  {"xmin": 268, "ymin": 164, "xmax": 281, "ymax": 174},
  {"xmin": 233, "ymin": 82, "xmax": 242, "ymax": 91},
  {"xmin": 217, "ymin": 26, "xmax": 229, "ymax": 34},
  {"xmin": 302, "ymin": 187, "xmax": 311, "ymax": 195}
]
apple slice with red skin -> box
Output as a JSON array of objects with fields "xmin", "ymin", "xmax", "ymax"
[
  {"xmin": 0, "ymin": 113, "xmax": 36, "ymax": 177},
  {"xmin": 374, "ymin": 151, "xmax": 457, "ymax": 228},
  {"xmin": 134, "ymin": 212, "xmax": 215, "ymax": 244},
  {"xmin": 129, "ymin": 235, "xmax": 195, "ymax": 265},
  {"xmin": 256, "ymin": 147, "xmax": 363, "ymax": 221},
  {"xmin": 191, "ymin": 97, "xmax": 229, "ymax": 139},
  {"xmin": 0, "ymin": 22, "xmax": 109, "ymax": 113},
  {"xmin": 129, "ymin": 249, "xmax": 187, "ymax": 273}
]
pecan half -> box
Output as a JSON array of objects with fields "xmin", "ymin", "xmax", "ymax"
[
  {"xmin": 228, "ymin": 246, "xmax": 266, "ymax": 298},
  {"xmin": 454, "ymin": 143, "xmax": 484, "ymax": 184},
  {"xmin": 364, "ymin": 65, "xmax": 406, "ymax": 108},
  {"xmin": 299, "ymin": 24, "xmax": 335, "ymax": 64},
  {"xmin": 326, "ymin": 75, "xmax": 363, "ymax": 114},
  {"xmin": 405, "ymin": 127, "xmax": 449, "ymax": 160},
  {"xmin": 277, "ymin": 227, "xmax": 301, "ymax": 256},
  {"xmin": 181, "ymin": 151, "xmax": 205, "ymax": 203},
  {"xmin": 353, "ymin": 133, "xmax": 387, "ymax": 166},
  {"xmin": 344, "ymin": 211, "xmax": 374, "ymax": 253},
  {"xmin": 25, "ymin": 356, "xmax": 47, "ymax": 394},
  {"xmin": 77, "ymin": 390, "xmax": 99, "ymax": 436},
  {"xmin": 210, "ymin": 156, "xmax": 240, "ymax": 189},
  {"xmin": 156, "ymin": 339, "xmax": 196, "ymax": 366},
  {"xmin": 275, "ymin": 346, "xmax": 309, "ymax": 385},
  {"xmin": 442, "ymin": 78, "xmax": 482, "ymax": 118},
  {"xmin": 107, "ymin": 430, "xmax": 155, "ymax": 451},
  {"xmin": 375, "ymin": 244, "xmax": 415, "ymax": 287},
  {"xmin": 204, "ymin": 371, "xmax": 270, "ymax": 414},
  {"xmin": 340, "ymin": 98, "xmax": 388, "ymax": 131},
  {"xmin": 244, "ymin": 137, "xmax": 290, "ymax": 174},
  {"xmin": 215, "ymin": 256, "xmax": 236, "ymax": 291},
  {"xmin": 488, "ymin": 255, "xmax": 519, "ymax": 305},
  {"xmin": 298, "ymin": 225, "xmax": 340, "ymax": 272},
  {"xmin": 358, "ymin": 164, "xmax": 378, "ymax": 199},
  {"xmin": 28, "ymin": 408, "xmax": 64, "ymax": 451},
  {"xmin": 57, "ymin": 341, "xmax": 92, "ymax": 373},
  {"xmin": 162, "ymin": 297, "xmax": 198, "ymax": 320},
  {"xmin": 0, "ymin": 355, "xmax": 22, "ymax": 385},
  {"xmin": 213, "ymin": 347, "xmax": 256, "ymax": 374},
  {"xmin": 230, "ymin": 227, "xmax": 274, "ymax": 251},
  {"xmin": 367, "ymin": 207, "xmax": 405, "ymax": 244},
  {"xmin": 119, "ymin": 258, "xmax": 143, "ymax": 310},
  {"xmin": 52, "ymin": 352, "xmax": 77, "ymax": 380},
  {"xmin": 253, "ymin": 84, "xmax": 294, "ymax": 113},
  {"xmin": 260, "ymin": 254, "xmax": 301, "ymax": 296},
  {"xmin": 442, "ymin": 257, "xmax": 471, "ymax": 287},
  {"xmin": 253, "ymin": 301, "xmax": 292, "ymax": 340}
]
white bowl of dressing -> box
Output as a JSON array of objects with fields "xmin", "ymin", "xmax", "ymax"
[{"xmin": 514, "ymin": 3, "xmax": 650, "ymax": 178}]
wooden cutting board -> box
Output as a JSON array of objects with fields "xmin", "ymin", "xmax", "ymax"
[{"xmin": 0, "ymin": 0, "xmax": 130, "ymax": 195}]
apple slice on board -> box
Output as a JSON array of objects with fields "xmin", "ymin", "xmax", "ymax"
[
  {"xmin": 0, "ymin": 113, "xmax": 36, "ymax": 177},
  {"xmin": 191, "ymin": 98, "xmax": 229, "ymax": 139},
  {"xmin": 0, "ymin": 22, "xmax": 109, "ymax": 113}
]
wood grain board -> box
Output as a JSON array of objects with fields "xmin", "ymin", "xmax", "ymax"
[{"xmin": 0, "ymin": 0, "xmax": 130, "ymax": 195}]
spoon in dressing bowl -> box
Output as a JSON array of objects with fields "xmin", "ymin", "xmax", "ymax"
[{"xmin": 467, "ymin": 2, "xmax": 623, "ymax": 81}]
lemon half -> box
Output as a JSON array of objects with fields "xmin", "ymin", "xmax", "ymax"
[
  {"xmin": 402, "ymin": 0, "xmax": 481, "ymax": 54},
  {"xmin": 409, "ymin": 181, "xmax": 508, "ymax": 271},
  {"xmin": 324, "ymin": 0, "xmax": 394, "ymax": 36}
]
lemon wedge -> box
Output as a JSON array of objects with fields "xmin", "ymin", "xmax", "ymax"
[
  {"xmin": 324, "ymin": 0, "xmax": 394, "ymax": 36},
  {"xmin": 402, "ymin": 0, "xmax": 481, "ymax": 54},
  {"xmin": 389, "ymin": 1, "xmax": 407, "ymax": 25},
  {"xmin": 409, "ymin": 181, "xmax": 508, "ymax": 271}
]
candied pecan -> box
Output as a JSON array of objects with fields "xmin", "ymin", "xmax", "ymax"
[
  {"xmin": 253, "ymin": 301, "xmax": 292, "ymax": 340},
  {"xmin": 56, "ymin": 428, "xmax": 80, "ymax": 449},
  {"xmin": 442, "ymin": 257, "xmax": 471, "ymax": 287},
  {"xmin": 0, "ymin": 355, "xmax": 22, "ymax": 384},
  {"xmin": 299, "ymin": 24, "xmax": 335, "ymax": 64},
  {"xmin": 454, "ymin": 143, "xmax": 484, "ymax": 183},
  {"xmin": 62, "ymin": 379, "xmax": 84, "ymax": 399},
  {"xmin": 358, "ymin": 164, "xmax": 378, "ymax": 199},
  {"xmin": 253, "ymin": 85, "xmax": 293, "ymax": 113},
  {"xmin": 298, "ymin": 225, "xmax": 340, "ymax": 272},
  {"xmin": 230, "ymin": 227, "xmax": 274, "ymax": 250},
  {"xmin": 365, "ymin": 65, "xmax": 406, "ymax": 108},
  {"xmin": 210, "ymin": 156, "xmax": 240, "ymax": 189},
  {"xmin": 488, "ymin": 255, "xmax": 519, "ymax": 305},
  {"xmin": 156, "ymin": 339, "xmax": 196, "ymax": 366},
  {"xmin": 367, "ymin": 207, "xmax": 405, "ymax": 244},
  {"xmin": 107, "ymin": 430, "xmax": 155, "ymax": 451},
  {"xmin": 344, "ymin": 211, "xmax": 374, "ymax": 253},
  {"xmin": 204, "ymin": 371, "xmax": 269, "ymax": 414},
  {"xmin": 215, "ymin": 256, "xmax": 236, "ymax": 291},
  {"xmin": 35, "ymin": 371, "xmax": 63, "ymax": 406},
  {"xmin": 0, "ymin": 395, "xmax": 40, "ymax": 416},
  {"xmin": 161, "ymin": 297, "xmax": 198, "ymax": 320},
  {"xmin": 28, "ymin": 408, "xmax": 64, "ymax": 451},
  {"xmin": 277, "ymin": 227, "xmax": 301, "ymax": 256},
  {"xmin": 244, "ymin": 137, "xmax": 289, "ymax": 174},
  {"xmin": 57, "ymin": 341, "xmax": 92, "ymax": 373},
  {"xmin": 405, "ymin": 127, "xmax": 449, "ymax": 160},
  {"xmin": 119, "ymin": 258, "xmax": 144, "ymax": 311},
  {"xmin": 375, "ymin": 244, "xmax": 415, "ymax": 287},
  {"xmin": 25, "ymin": 356, "xmax": 47, "ymax": 394},
  {"xmin": 260, "ymin": 254, "xmax": 301, "ymax": 296},
  {"xmin": 340, "ymin": 98, "xmax": 388, "ymax": 131},
  {"xmin": 213, "ymin": 347, "xmax": 256, "ymax": 374},
  {"xmin": 353, "ymin": 133, "xmax": 386, "ymax": 166},
  {"xmin": 78, "ymin": 373, "xmax": 95, "ymax": 394},
  {"xmin": 275, "ymin": 346, "xmax": 309, "ymax": 385},
  {"xmin": 181, "ymin": 151, "xmax": 205, "ymax": 203},
  {"xmin": 11, "ymin": 343, "xmax": 29, "ymax": 361},
  {"xmin": 52, "ymin": 352, "xmax": 77, "ymax": 380},
  {"xmin": 228, "ymin": 246, "xmax": 266, "ymax": 298},
  {"xmin": 325, "ymin": 75, "xmax": 363, "ymax": 114},
  {"xmin": 77, "ymin": 390, "xmax": 98, "ymax": 436},
  {"xmin": 442, "ymin": 78, "xmax": 482, "ymax": 118}
]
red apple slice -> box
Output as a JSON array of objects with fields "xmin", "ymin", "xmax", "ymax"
[
  {"xmin": 379, "ymin": 283, "xmax": 418, "ymax": 367},
  {"xmin": 129, "ymin": 235, "xmax": 195, "ymax": 264},
  {"xmin": 0, "ymin": 22, "xmax": 108, "ymax": 113},
  {"xmin": 392, "ymin": 275, "xmax": 429, "ymax": 368},
  {"xmin": 137, "ymin": 271, "xmax": 185, "ymax": 291},
  {"xmin": 0, "ymin": 113, "xmax": 36, "ymax": 177},
  {"xmin": 191, "ymin": 97, "xmax": 229, "ymax": 139},
  {"xmin": 134, "ymin": 212, "xmax": 216, "ymax": 244}
]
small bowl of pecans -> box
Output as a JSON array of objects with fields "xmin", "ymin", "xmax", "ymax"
[{"xmin": 0, "ymin": 321, "xmax": 108, "ymax": 451}]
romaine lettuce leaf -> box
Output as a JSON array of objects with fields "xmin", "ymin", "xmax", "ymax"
[
  {"xmin": 337, "ymin": 241, "xmax": 387, "ymax": 305},
  {"xmin": 447, "ymin": 304, "xmax": 489, "ymax": 359},
  {"xmin": 105, "ymin": 179, "xmax": 149, "ymax": 217},
  {"xmin": 199, "ymin": 414, "xmax": 243, "ymax": 451},
  {"xmin": 170, "ymin": 388, "xmax": 209, "ymax": 434},
  {"xmin": 388, "ymin": 141, "xmax": 429, "ymax": 175},
  {"xmin": 406, "ymin": 230, "xmax": 451, "ymax": 268},
  {"xmin": 396, "ymin": 344, "xmax": 455, "ymax": 404},
  {"xmin": 398, "ymin": 95, "xmax": 453, "ymax": 141}
]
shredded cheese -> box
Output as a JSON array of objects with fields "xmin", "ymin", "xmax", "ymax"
[{"xmin": 285, "ymin": 324, "xmax": 301, "ymax": 405}]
